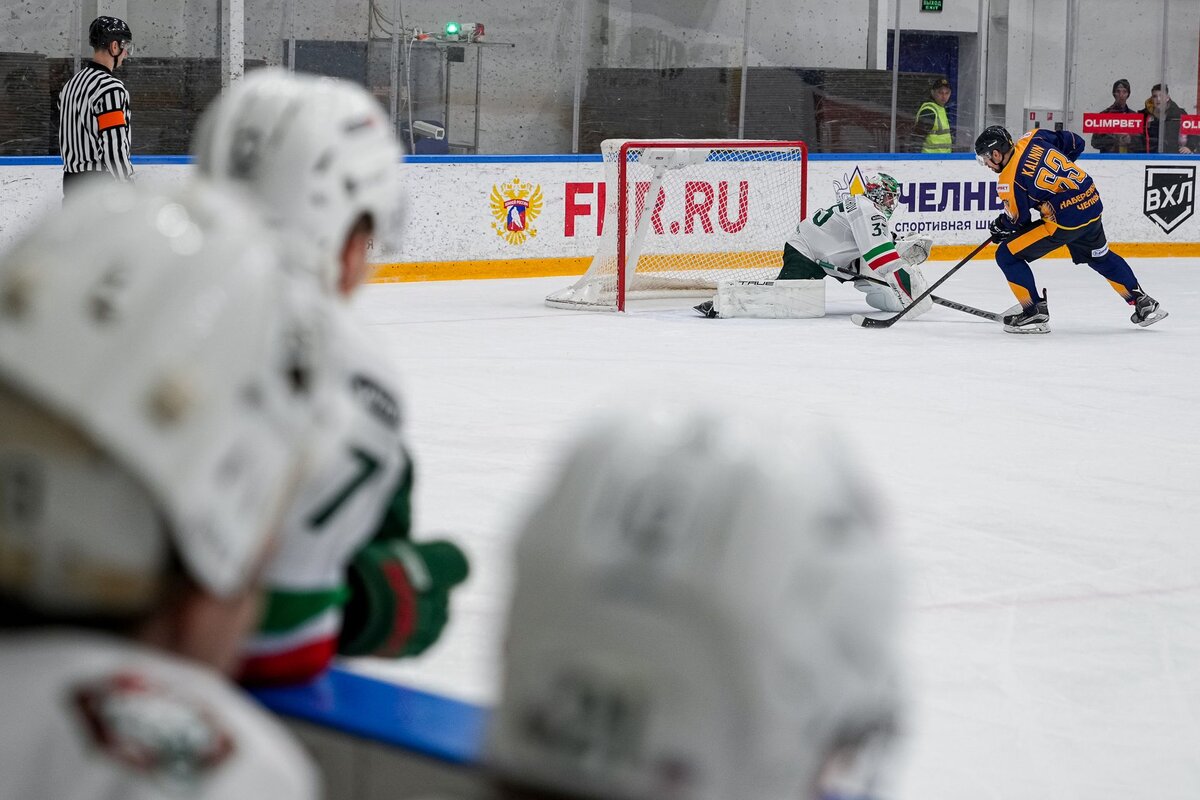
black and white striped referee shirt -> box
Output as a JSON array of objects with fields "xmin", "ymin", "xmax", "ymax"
[{"xmin": 58, "ymin": 61, "xmax": 134, "ymax": 181}]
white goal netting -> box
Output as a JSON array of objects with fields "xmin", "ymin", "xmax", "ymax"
[{"xmin": 547, "ymin": 139, "xmax": 808, "ymax": 311}]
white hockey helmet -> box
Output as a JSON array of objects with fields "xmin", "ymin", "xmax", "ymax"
[
  {"xmin": 487, "ymin": 407, "xmax": 904, "ymax": 800},
  {"xmin": 0, "ymin": 181, "xmax": 332, "ymax": 614},
  {"xmin": 192, "ymin": 67, "xmax": 405, "ymax": 294}
]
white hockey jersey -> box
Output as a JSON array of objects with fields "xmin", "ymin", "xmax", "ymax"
[
  {"xmin": 785, "ymin": 194, "xmax": 903, "ymax": 276},
  {"xmin": 241, "ymin": 301, "xmax": 412, "ymax": 683},
  {"xmin": 0, "ymin": 630, "xmax": 319, "ymax": 800}
]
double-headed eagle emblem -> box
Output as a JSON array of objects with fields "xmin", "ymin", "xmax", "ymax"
[{"xmin": 490, "ymin": 177, "xmax": 544, "ymax": 245}]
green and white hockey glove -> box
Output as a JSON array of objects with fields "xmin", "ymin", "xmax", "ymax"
[{"xmin": 337, "ymin": 537, "xmax": 469, "ymax": 658}]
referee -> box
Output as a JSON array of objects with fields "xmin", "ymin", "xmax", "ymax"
[{"xmin": 58, "ymin": 17, "xmax": 134, "ymax": 199}]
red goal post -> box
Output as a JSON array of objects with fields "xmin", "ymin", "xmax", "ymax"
[{"xmin": 546, "ymin": 139, "xmax": 809, "ymax": 311}]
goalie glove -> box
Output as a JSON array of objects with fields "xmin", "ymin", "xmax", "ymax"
[
  {"xmin": 893, "ymin": 233, "xmax": 932, "ymax": 268},
  {"xmin": 337, "ymin": 537, "xmax": 470, "ymax": 658}
]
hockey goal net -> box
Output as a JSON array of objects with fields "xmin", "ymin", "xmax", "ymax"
[{"xmin": 547, "ymin": 139, "xmax": 807, "ymax": 311}]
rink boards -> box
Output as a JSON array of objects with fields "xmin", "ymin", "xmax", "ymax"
[
  {"xmin": 2, "ymin": 153, "xmax": 1199, "ymax": 280},
  {"xmin": 250, "ymin": 669, "xmax": 492, "ymax": 797}
]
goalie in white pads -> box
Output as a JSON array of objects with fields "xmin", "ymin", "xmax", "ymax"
[{"xmin": 696, "ymin": 173, "xmax": 934, "ymax": 320}]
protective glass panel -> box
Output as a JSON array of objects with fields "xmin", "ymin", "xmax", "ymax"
[
  {"xmin": 120, "ymin": 1, "xmax": 223, "ymax": 155},
  {"xmin": 286, "ymin": 2, "xmax": 372, "ymax": 83},
  {"xmin": 2, "ymin": 0, "xmax": 1189, "ymax": 160},
  {"xmin": 246, "ymin": 0, "xmax": 289, "ymax": 71},
  {"xmin": 382, "ymin": 2, "xmax": 571, "ymax": 155},
  {"xmin": 2, "ymin": 4, "xmax": 76, "ymax": 155},
  {"xmin": 576, "ymin": 1, "xmax": 744, "ymax": 155},
  {"xmin": 739, "ymin": 3, "xmax": 864, "ymax": 153},
  {"xmin": 890, "ymin": 3, "xmax": 983, "ymax": 155},
  {"xmin": 1074, "ymin": 0, "xmax": 1162, "ymax": 154},
  {"xmin": 743, "ymin": 1, "xmax": 893, "ymax": 154},
  {"xmin": 1161, "ymin": 0, "xmax": 1199, "ymax": 156}
]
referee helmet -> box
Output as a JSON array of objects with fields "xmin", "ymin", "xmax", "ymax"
[{"xmin": 88, "ymin": 16, "xmax": 132, "ymax": 49}]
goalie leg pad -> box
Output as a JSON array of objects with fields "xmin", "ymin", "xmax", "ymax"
[
  {"xmin": 854, "ymin": 266, "xmax": 933, "ymax": 319},
  {"xmin": 715, "ymin": 279, "xmax": 825, "ymax": 319}
]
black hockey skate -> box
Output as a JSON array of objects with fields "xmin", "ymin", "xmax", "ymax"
[
  {"xmin": 1130, "ymin": 288, "xmax": 1168, "ymax": 327},
  {"xmin": 1002, "ymin": 292, "xmax": 1050, "ymax": 334},
  {"xmin": 694, "ymin": 300, "xmax": 718, "ymax": 318}
]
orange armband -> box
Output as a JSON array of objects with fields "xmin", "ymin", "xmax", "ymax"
[{"xmin": 97, "ymin": 110, "xmax": 126, "ymax": 131}]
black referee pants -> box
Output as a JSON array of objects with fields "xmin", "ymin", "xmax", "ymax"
[{"xmin": 62, "ymin": 171, "xmax": 117, "ymax": 202}]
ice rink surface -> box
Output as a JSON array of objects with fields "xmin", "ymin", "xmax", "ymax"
[{"xmin": 346, "ymin": 258, "xmax": 1198, "ymax": 799}]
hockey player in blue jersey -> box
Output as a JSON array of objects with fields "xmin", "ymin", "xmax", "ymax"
[{"xmin": 974, "ymin": 125, "xmax": 1168, "ymax": 333}]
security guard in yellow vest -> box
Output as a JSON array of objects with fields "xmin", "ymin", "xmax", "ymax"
[{"xmin": 914, "ymin": 77, "xmax": 953, "ymax": 153}]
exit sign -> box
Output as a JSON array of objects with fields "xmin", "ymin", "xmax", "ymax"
[{"xmin": 922, "ymin": 0, "xmax": 943, "ymax": 10}]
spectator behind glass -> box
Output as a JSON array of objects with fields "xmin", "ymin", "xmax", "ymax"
[
  {"xmin": 1143, "ymin": 84, "xmax": 1194, "ymax": 154},
  {"xmin": 912, "ymin": 77, "xmax": 953, "ymax": 153},
  {"xmin": 1090, "ymin": 79, "xmax": 1138, "ymax": 153}
]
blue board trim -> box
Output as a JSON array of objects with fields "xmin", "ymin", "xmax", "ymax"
[
  {"xmin": 405, "ymin": 153, "xmax": 602, "ymax": 164},
  {"xmin": 250, "ymin": 668, "xmax": 488, "ymax": 765},
  {"xmin": 2, "ymin": 152, "xmax": 1194, "ymax": 168},
  {"xmin": 0, "ymin": 155, "xmax": 195, "ymax": 166}
]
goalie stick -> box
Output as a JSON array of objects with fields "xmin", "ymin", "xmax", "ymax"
[
  {"xmin": 852, "ymin": 238, "xmax": 992, "ymax": 329},
  {"xmin": 826, "ymin": 263, "xmax": 1001, "ymax": 323}
]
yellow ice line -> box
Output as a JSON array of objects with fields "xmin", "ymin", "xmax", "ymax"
[
  {"xmin": 368, "ymin": 243, "xmax": 1200, "ymax": 284},
  {"xmin": 370, "ymin": 257, "xmax": 590, "ymax": 283},
  {"xmin": 932, "ymin": 242, "xmax": 1200, "ymax": 261}
]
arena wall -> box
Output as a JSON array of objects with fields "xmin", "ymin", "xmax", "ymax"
[{"xmin": 10, "ymin": 0, "xmax": 1197, "ymax": 156}]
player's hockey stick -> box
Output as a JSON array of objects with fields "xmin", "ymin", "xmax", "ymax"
[
  {"xmin": 827, "ymin": 264, "xmax": 1001, "ymax": 323},
  {"xmin": 851, "ymin": 237, "xmax": 993, "ymax": 329}
]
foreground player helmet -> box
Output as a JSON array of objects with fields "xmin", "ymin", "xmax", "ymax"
[
  {"xmin": 88, "ymin": 16, "xmax": 132, "ymax": 49},
  {"xmin": 864, "ymin": 172, "xmax": 901, "ymax": 219},
  {"xmin": 974, "ymin": 125, "xmax": 1014, "ymax": 166},
  {"xmin": 0, "ymin": 181, "xmax": 332, "ymax": 614},
  {"xmin": 488, "ymin": 407, "xmax": 903, "ymax": 800},
  {"xmin": 193, "ymin": 68, "xmax": 405, "ymax": 294}
]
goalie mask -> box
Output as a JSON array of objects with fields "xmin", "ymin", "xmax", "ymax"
[
  {"xmin": 193, "ymin": 68, "xmax": 405, "ymax": 295},
  {"xmin": 488, "ymin": 407, "xmax": 905, "ymax": 800},
  {"xmin": 0, "ymin": 181, "xmax": 333, "ymax": 614},
  {"xmin": 864, "ymin": 173, "xmax": 900, "ymax": 219}
]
